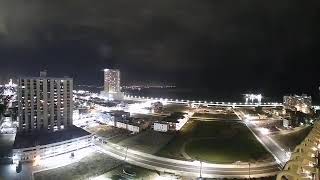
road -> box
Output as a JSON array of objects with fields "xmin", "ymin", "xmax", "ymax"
[
  {"xmin": 95, "ymin": 141, "xmax": 280, "ymax": 179},
  {"xmin": 233, "ymin": 109, "xmax": 289, "ymax": 168},
  {"xmin": 245, "ymin": 122, "xmax": 289, "ymax": 168}
]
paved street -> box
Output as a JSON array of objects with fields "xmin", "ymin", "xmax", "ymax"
[
  {"xmin": 96, "ymin": 141, "xmax": 280, "ymax": 179},
  {"xmin": 234, "ymin": 109, "xmax": 290, "ymax": 168},
  {"xmin": 245, "ymin": 122, "xmax": 289, "ymax": 167}
]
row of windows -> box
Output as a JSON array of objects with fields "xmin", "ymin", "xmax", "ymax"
[
  {"xmin": 21, "ymin": 119, "xmax": 72, "ymax": 126},
  {"xmin": 20, "ymin": 79, "xmax": 71, "ymax": 84},
  {"xmin": 25, "ymin": 104, "xmax": 63, "ymax": 109},
  {"xmin": 21, "ymin": 90, "xmax": 71, "ymax": 96}
]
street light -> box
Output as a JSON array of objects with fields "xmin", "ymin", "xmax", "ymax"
[
  {"xmin": 200, "ymin": 160, "xmax": 203, "ymax": 179},
  {"xmin": 194, "ymin": 157, "xmax": 203, "ymax": 179},
  {"xmin": 124, "ymin": 146, "xmax": 129, "ymax": 161},
  {"xmin": 248, "ymin": 162, "xmax": 251, "ymax": 179}
]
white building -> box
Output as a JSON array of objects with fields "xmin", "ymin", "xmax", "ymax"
[
  {"xmin": 95, "ymin": 113, "xmax": 115, "ymax": 126},
  {"xmin": 283, "ymin": 119, "xmax": 291, "ymax": 128},
  {"xmin": 18, "ymin": 71, "xmax": 73, "ymax": 132},
  {"xmin": 13, "ymin": 71, "xmax": 92, "ymax": 164},
  {"xmin": 100, "ymin": 69, "xmax": 124, "ymax": 100},
  {"xmin": 127, "ymin": 124, "xmax": 140, "ymax": 133},
  {"xmin": 114, "ymin": 120, "xmax": 144, "ymax": 134},
  {"xmin": 116, "ymin": 121, "xmax": 127, "ymax": 129},
  {"xmin": 153, "ymin": 122, "xmax": 169, "ymax": 132},
  {"xmin": 13, "ymin": 126, "xmax": 92, "ymax": 162}
]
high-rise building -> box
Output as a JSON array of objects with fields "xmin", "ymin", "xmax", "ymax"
[
  {"xmin": 101, "ymin": 69, "xmax": 123, "ymax": 100},
  {"xmin": 18, "ymin": 71, "xmax": 73, "ymax": 132},
  {"xmin": 104, "ymin": 69, "xmax": 121, "ymax": 93}
]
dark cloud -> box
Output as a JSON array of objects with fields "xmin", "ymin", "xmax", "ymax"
[{"xmin": 0, "ymin": 0, "xmax": 320, "ymax": 96}]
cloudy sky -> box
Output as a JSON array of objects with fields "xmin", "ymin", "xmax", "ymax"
[{"xmin": 0, "ymin": 0, "xmax": 319, "ymax": 96}]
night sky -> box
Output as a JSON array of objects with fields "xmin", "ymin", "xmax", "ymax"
[{"xmin": 0, "ymin": 0, "xmax": 320, "ymax": 98}]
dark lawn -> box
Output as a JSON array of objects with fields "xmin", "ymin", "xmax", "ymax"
[{"xmin": 157, "ymin": 121, "xmax": 271, "ymax": 163}]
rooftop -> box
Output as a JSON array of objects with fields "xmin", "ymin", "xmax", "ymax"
[
  {"xmin": 13, "ymin": 126, "xmax": 91, "ymax": 149},
  {"xmin": 19, "ymin": 76, "xmax": 73, "ymax": 80}
]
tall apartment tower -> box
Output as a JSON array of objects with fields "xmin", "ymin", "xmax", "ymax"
[
  {"xmin": 104, "ymin": 69, "xmax": 121, "ymax": 93},
  {"xmin": 18, "ymin": 71, "xmax": 73, "ymax": 132},
  {"xmin": 101, "ymin": 69, "xmax": 124, "ymax": 100}
]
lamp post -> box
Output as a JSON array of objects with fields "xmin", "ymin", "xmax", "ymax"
[
  {"xmin": 199, "ymin": 160, "xmax": 203, "ymax": 179},
  {"xmin": 248, "ymin": 162, "xmax": 251, "ymax": 179},
  {"xmin": 124, "ymin": 146, "xmax": 129, "ymax": 161},
  {"xmin": 195, "ymin": 156, "xmax": 203, "ymax": 179}
]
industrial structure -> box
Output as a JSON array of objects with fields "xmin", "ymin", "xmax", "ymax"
[{"xmin": 244, "ymin": 94, "xmax": 263, "ymax": 104}]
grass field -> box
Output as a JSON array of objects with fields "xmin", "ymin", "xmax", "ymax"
[
  {"xmin": 271, "ymin": 126, "xmax": 312, "ymax": 150},
  {"xmin": 157, "ymin": 121, "xmax": 271, "ymax": 163},
  {"xmin": 192, "ymin": 112, "xmax": 239, "ymax": 120},
  {"xmin": 86, "ymin": 125, "xmax": 131, "ymax": 143},
  {"xmin": 118, "ymin": 130, "xmax": 174, "ymax": 154},
  {"xmin": 94, "ymin": 164, "xmax": 159, "ymax": 180}
]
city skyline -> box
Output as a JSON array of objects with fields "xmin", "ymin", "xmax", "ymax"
[{"xmin": 0, "ymin": 1, "xmax": 320, "ymax": 179}]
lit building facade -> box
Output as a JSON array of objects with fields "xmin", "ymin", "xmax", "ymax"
[
  {"xmin": 14, "ymin": 72, "xmax": 93, "ymax": 164},
  {"xmin": 101, "ymin": 69, "xmax": 124, "ymax": 100},
  {"xmin": 153, "ymin": 122, "xmax": 169, "ymax": 132},
  {"xmin": 104, "ymin": 69, "xmax": 120, "ymax": 93},
  {"xmin": 18, "ymin": 72, "xmax": 73, "ymax": 132},
  {"xmin": 283, "ymin": 94, "xmax": 312, "ymax": 114}
]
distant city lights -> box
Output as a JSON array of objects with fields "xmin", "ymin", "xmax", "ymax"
[{"xmin": 244, "ymin": 94, "xmax": 262, "ymax": 104}]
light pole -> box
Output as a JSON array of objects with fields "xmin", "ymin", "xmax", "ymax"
[
  {"xmin": 199, "ymin": 160, "xmax": 203, "ymax": 179},
  {"xmin": 124, "ymin": 146, "xmax": 129, "ymax": 161},
  {"xmin": 248, "ymin": 162, "xmax": 251, "ymax": 179}
]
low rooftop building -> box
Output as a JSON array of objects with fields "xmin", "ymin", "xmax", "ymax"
[{"xmin": 13, "ymin": 126, "xmax": 92, "ymax": 162}]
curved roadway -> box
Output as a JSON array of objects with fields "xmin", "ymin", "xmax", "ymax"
[{"xmin": 95, "ymin": 141, "xmax": 280, "ymax": 179}]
